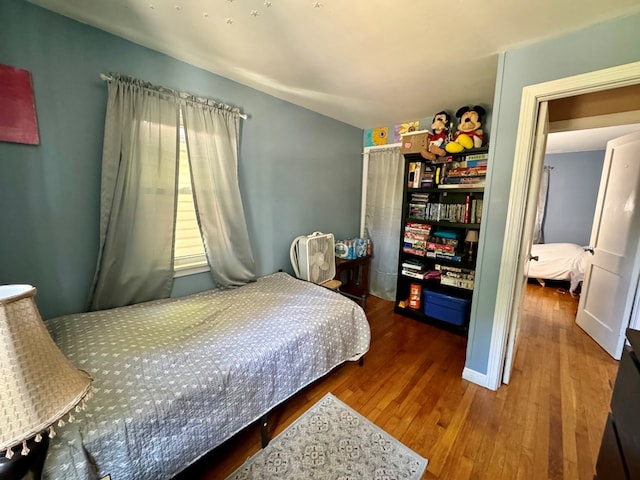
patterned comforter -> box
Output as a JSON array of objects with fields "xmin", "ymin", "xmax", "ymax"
[{"xmin": 42, "ymin": 272, "xmax": 370, "ymax": 480}]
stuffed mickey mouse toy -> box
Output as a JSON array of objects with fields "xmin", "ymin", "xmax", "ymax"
[
  {"xmin": 445, "ymin": 105, "xmax": 486, "ymax": 153},
  {"xmin": 421, "ymin": 110, "xmax": 450, "ymax": 161}
]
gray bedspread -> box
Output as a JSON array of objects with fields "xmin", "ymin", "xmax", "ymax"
[{"xmin": 42, "ymin": 272, "xmax": 370, "ymax": 480}]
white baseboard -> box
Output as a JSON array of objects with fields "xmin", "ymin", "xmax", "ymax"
[{"xmin": 462, "ymin": 367, "xmax": 496, "ymax": 390}]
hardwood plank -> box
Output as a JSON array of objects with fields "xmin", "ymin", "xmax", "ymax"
[{"xmin": 177, "ymin": 282, "xmax": 618, "ymax": 480}]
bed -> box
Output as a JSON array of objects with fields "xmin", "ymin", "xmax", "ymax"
[
  {"xmin": 42, "ymin": 272, "xmax": 370, "ymax": 480},
  {"xmin": 528, "ymin": 243, "xmax": 592, "ymax": 294}
]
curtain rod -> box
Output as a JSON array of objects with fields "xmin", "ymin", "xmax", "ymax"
[{"xmin": 99, "ymin": 73, "xmax": 248, "ymax": 120}]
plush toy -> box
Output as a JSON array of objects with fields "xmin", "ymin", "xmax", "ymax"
[
  {"xmin": 445, "ymin": 105, "xmax": 486, "ymax": 153},
  {"xmin": 421, "ymin": 111, "xmax": 451, "ymax": 161}
]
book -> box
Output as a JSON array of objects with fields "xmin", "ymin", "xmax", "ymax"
[
  {"xmin": 465, "ymin": 153, "xmax": 489, "ymax": 161},
  {"xmin": 475, "ymin": 199, "xmax": 484, "ymax": 223},
  {"xmin": 436, "ymin": 263, "xmax": 475, "ymax": 290},
  {"xmin": 405, "ymin": 222, "xmax": 431, "ymax": 232},
  {"xmin": 436, "ymin": 264, "xmax": 475, "ymax": 276},
  {"xmin": 402, "ymin": 269, "xmax": 425, "ymax": 279},
  {"xmin": 412, "ymin": 162, "xmax": 423, "ymax": 188},
  {"xmin": 430, "ymin": 252, "xmax": 463, "ymax": 262},
  {"xmin": 440, "ymin": 277, "xmax": 475, "ymax": 289},
  {"xmin": 405, "ymin": 229, "xmax": 430, "ymax": 238},
  {"xmin": 404, "ymin": 222, "xmax": 431, "ymax": 250},
  {"xmin": 443, "ymin": 176, "xmax": 486, "ymax": 185},
  {"xmin": 404, "ymin": 242, "xmax": 428, "ymax": 254},
  {"xmin": 404, "ymin": 230, "xmax": 429, "ymax": 241},
  {"xmin": 470, "ymin": 199, "xmax": 477, "ymax": 224},
  {"xmin": 446, "ymin": 166, "xmax": 487, "ymax": 177},
  {"xmin": 465, "ymin": 159, "xmax": 488, "ymax": 167},
  {"xmin": 464, "ymin": 194, "xmax": 471, "ymax": 223},
  {"xmin": 426, "ymin": 242, "xmax": 456, "ymax": 254},
  {"xmin": 403, "ymin": 247, "xmax": 427, "ymax": 256},
  {"xmin": 405, "ymin": 232, "xmax": 430, "ymax": 241},
  {"xmin": 430, "ymin": 236, "xmax": 458, "ymax": 247},
  {"xmin": 402, "ymin": 259, "xmax": 426, "ymax": 271},
  {"xmin": 411, "ymin": 192, "xmax": 430, "ymax": 201},
  {"xmin": 438, "ymin": 181, "xmax": 485, "ymax": 189},
  {"xmin": 404, "ymin": 236, "xmax": 427, "ymax": 245},
  {"xmin": 408, "ymin": 203, "xmax": 427, "ymax": 219}
]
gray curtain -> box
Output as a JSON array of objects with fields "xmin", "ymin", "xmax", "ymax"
[
  {"xmin": 533, "ymin": 165, "xmax": 551, "ymax": 244},
  {"xmin": 363, "ymin": 147, "xmax": 404, "ymax": 300},
  {"xmin": 182, "ymin": 101, "xmax": 256, "ymax": 286},
  {"xmin": 89, "ymin": 75, "xmax": 180, "ymax": 310}
]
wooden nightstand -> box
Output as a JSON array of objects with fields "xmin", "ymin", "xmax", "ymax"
[{"xmin": 335, "ymin": 255, "xmax": 371, "ymax": 309}]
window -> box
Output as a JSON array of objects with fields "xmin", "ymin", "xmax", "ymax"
[{"xmin": 173, "ymin": 116, "xmax": 208, "ymax": 274}]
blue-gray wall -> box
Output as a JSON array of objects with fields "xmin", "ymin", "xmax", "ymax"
[
  {"xmin": 0, "ymin": 0, "xmax": 363, "ymax": 319},
  {"xmin": 468, "ymin": 11, "xmax": 640, "ymax": 376},
  {"xmin": 543, "ymin": 151, "xmax": 604, "ymax": 245}
]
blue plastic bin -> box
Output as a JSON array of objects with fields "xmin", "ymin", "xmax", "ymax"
[{"xmin": 423, "ymin": 289, "xmax": 470, "ymax": 326}]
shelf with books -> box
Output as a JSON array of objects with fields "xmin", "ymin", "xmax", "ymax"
[
  {"xmin": 403, "ymin": 146, "xmax": 489, "ymax": 165},
  {"xmin": 399, "ymin": 254, "xmax": 476, "ymax": 282},
  {"xmin": 395, "ymin": 147, "xmax": 487, "ymax": 333},
  {"xmin": 407, "ymin": 219, "xmax": 481, "ymax": 230}
]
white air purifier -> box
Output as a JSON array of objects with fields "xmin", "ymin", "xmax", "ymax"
[{"xmin": 290, "ymin": 232, "xmax": 336, "ymax": 284}]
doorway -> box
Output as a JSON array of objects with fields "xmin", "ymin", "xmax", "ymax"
[
  {"xmin": 487, "ymin": 61, "xmax": 640, "ymax": 390},
  {"xmin": 521, "ymin": 122, "xmax": 640, "ymax": 357}
]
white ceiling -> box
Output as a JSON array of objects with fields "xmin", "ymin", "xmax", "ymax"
[
  {"xmin": 27, "ymin": 0, "xmax": 640, "ymax": 129},
  {"xmin": 546, "ymin": 124, "xmax": 640, "ymax": 154}
]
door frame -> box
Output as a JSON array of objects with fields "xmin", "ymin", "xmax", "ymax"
[
  {"xmin": 486, "ymin": 61, "xmax": 640, "ymax": 391},
  {"xmin": 502, "ymin": 101, "xmax": 550, "ymax": 385}
]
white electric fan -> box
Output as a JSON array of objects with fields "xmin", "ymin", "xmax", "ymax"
[{"xmin": 290, "ymin": 232, "xmax": 336, "ymax": 284}]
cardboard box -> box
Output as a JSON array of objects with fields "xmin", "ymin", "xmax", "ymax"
[{"xmin": 401, "ymin": 130, "xmax": 430, "ymax": 154}]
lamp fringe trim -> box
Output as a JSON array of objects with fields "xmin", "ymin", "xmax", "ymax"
[{"xmin": 0, "ymin": 383, "xmax": 93, "ymax": 458}]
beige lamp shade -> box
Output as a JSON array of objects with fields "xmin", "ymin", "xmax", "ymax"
[
  {"xmin": 0, "ymin": 285, "xmax": 92, "ymax": 457},
  {"xmin": 465, "ymin": 230, "xmax": 479, "ymax": 243}
]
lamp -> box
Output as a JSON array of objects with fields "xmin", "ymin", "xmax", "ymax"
[
  {"xmin": 0, "ymin": 285, "xmax": 92, "ymax": 479},
  {"xmin": 465, "ymin": 230, "xmax": 479, "ymax": 259}
]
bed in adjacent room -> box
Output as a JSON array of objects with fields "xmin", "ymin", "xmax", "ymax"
[
  {"xmin": 43, "ymin": 272, "xmax": 370, "ymax": 480},
  {"xmin": 528, "ymin": 243, "xmax": 592, "ymax": 294}
]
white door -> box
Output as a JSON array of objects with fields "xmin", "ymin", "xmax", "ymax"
[
  {"xmin": 576, "ymin": 130, "xmax": 640, "ymax": 359},
  {"xmin": 502, "ymin": 102, "xmax": 549, "ymax": 384}
]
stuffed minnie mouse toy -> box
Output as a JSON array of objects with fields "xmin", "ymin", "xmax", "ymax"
[
  {"xmin": 421, "ymin": 111, "xmax": 450, "ymax": 161},
  {"xmin": 445, "ymin": 105, "xmax": 486, "ymax": 153}
]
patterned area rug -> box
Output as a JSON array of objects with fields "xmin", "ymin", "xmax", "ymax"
[{"xmin": 227, "ymin": 393, "xmax": 428, "ymax": 479}]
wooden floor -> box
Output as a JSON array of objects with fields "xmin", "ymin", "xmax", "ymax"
[{"xmin": 179, "ymin": 282, "xmax": 619, "ymax": 480}]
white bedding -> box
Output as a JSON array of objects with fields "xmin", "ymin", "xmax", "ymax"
[
  {"xmin": 43, "ymin": 272, "xmax": 370, "ymax": 480},
  {"xmin": 528, "ymin": 243, "xmax": 591, "ymax": 293}
]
